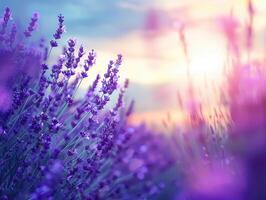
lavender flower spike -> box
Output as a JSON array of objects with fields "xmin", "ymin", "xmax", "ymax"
[
  {"xmin": 24, "ymin": 12, "xmax": 39, "ymax": 37},
  {"xmin": 50, "ymin": 14, "xmax": 65, "ymax": 47},
  {"xmin": 0, "ymin": 7, "xmax": 11, "ymax": 34},
  {"xmin": 53, "ymin": 14, "xmax": 65, "ymax": 39}
]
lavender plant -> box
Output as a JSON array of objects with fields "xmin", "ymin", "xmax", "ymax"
[
  {"xmin": 127, "ymin": 1, "xmax": 266, "ymax": 199},
  {"xmin": 2, "ymin": 2, "xmax": 266, "ymax": 199},
  {"xmin": 0, "ymin": 7, "xmax": 156, "ymax": 199},
  {"xmin": 164, "ymin": 1, "xmax": 266, "ymax": 199}
]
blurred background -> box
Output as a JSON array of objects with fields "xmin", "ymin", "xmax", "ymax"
[{"xmin": 1, "ymin": 0, "xmax": 266, "ymax": 127}]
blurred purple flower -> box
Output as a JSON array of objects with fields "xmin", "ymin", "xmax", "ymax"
[
  {"xmin": 0, "ymin": 86, "xmax": 11, "ymax": 112},
  {"xmin": 182, "ymin": 161, "xmax": 245, "ymax": 200},
  {"xmin": 24, "ymin": 12, "xmax": 39, "ymax": 37}
]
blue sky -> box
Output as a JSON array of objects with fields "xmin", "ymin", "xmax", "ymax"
[{"xmin": 0, "ymin": 0, "xmax": 147, "ymax": 38}]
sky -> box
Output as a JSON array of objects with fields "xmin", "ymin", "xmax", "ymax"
[{"xmin": 1, "ymin": 0, "xmax": 266, "ymax": 126}]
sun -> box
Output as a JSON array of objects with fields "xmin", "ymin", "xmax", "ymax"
[{"xmin": 188, "ymin": 37, "xmax": 226, "ymax": 82}]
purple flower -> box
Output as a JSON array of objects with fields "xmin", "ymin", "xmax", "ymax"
[
  {"xmin": 101, "ymin": 54, "xmax": 123, "ymax": 95},
  {"xmin": 50, "ymin": 14, "xmax": 65, "ymax": 48},
  {"xmin": 0, "ymin": 7, "xmax": 153, "ymax": 200},
  {"xmin": 50, "ymin": 39, "xmax": 58, "ymax": 47},
  {"xmin": 7, "ymin": 23, "xmax": 17, "ymax": 46},
  {"xmin": 73, "ymin": 45, "xmax": 85, "ymax": 68},
  {"xmin": 87, "ymin": 74, "xmax": 100, "ymax": 97},
  {"xmin": 0, "ymin": 7, "xmax": 11, "ymax": 36},
  {"xmin": 53, "ymin": 14, "xmax": 65, "ymax": 39},
  {"xmin": 64, "ymin": 38, "xmax": 76, "ymax": 69},
  {"xmin": 24, "ymin": 12, "xmax": 39, "ymax": 37},
  {"xmin": 126, "ymin": 100, "xmax": 135, "ymax": 117},
  {"xmin": 0, "ymin": 86, "xmax": 11, "ymax": 112},
  {"xmin": 111, "ymin": 79, "xmax": 129, "ymax": 116},
  {"xmin": 84, "ymin": 49, "xmax": 96, "ymax": 71},
  {"xmin": 182, "ymin": 161, "xmax": 246, "ymax": 200}
]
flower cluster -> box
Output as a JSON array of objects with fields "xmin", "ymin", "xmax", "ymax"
[
  {"xmin": 2, "ymin": 1, "xmax": 266, "ymax": 199},
  {"xmin": 0, "ymin": 9, "xmax": 43, "ymax": 112},
  {"xmin": 0, "ymin": 7, "xmax": 156, "ymax": 199}
]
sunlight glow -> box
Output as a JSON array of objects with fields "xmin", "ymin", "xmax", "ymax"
[{"xmin": 189, "ymin": 47, "xmax": 226, "ymax": 79}]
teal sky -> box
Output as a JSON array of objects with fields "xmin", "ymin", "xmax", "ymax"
[{"xmin": 0, "ymin": 0, "xmax": 148, "ymax": 38}]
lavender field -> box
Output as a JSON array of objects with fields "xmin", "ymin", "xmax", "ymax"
[{"xmin": 0, "ymin": 0, "xmax": 266, "ymax": 200}]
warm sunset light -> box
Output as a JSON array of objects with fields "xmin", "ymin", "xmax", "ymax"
[
  {"xmin": 1, "ymin": 0, "xmax": 266, "ymax": 199},
  {"xmin": 67, "ymin": 0, "xmax": 266, "ymax": 126}
]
